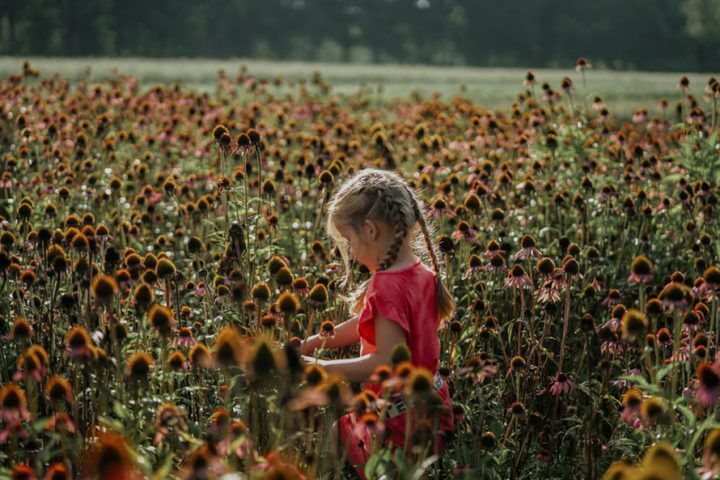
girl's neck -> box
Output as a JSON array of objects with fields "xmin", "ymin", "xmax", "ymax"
[{"xmin": 372, "ymin": 243, "xmax": 418, "ymax": 272}]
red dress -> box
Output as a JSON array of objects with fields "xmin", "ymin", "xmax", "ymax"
[{"xmin": 338, "ymin": 259, "xmax": 453, "ymax": 473}]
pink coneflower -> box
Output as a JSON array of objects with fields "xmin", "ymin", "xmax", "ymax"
[
  {"xmin": 0, "ymin": 384, "xmax": 30, "ymax": 422},
  {"xmin": 620, "ymin": 388, "xmax": 643, "ymax": 424},
  {"xmin": 174, "ymin": 326, "xmax": 196, "ymax": 347},
  {"xmin": 353, "ymin": 412, "xmax": 385, "ymax": 438},
  {"xmin": 505, "ymin": 264, "xmax": 532, "ymax": 289},
  {"xmin": 656, "ymin": 328, "xmax": 673, "ymax": 347},
  {"xmin": 484, "ymin": 251, "xmax": 507, "ymax": 273},
  {"xmin": 549, "ymin": 372, "xmax": 574, "ymax": 395},
  {"xmin": 481, "ymin": 240, "xmax": 504, "ymax": 258},
  {"xmin": 659, "ymin": 282, "xmax": 693, "ymax": 312},
  {"xmin": 700, "ymin": 267, "xmax": 720, "ymax": 301},
  {"xmin": 463, "ymin": 254, "xmax": 483, "ymax": 280},
  {"xmin": 601, "ymin": 288, "xmax": 622, "ymax": 306},
  {"xmin": 696, "ymin": 361, "xmax": 720, "ymax": 406},
  {"xmin": 319, "ymin": 320, "xmax": 335, "ymax": 339},
  {"xmin": 512, "ymin": 235, "xmax": 542, "ymax": 261},
  {"xmin": 451, "ymin": 221, "xmax": 477, "ymax": 243},
  {"xmin": 628, "ymin": 255, "xmax": 654, "ymax": 284},
  {"xmin": 601, "ymin": 305, "xmax": 626, "ymax": 333}
]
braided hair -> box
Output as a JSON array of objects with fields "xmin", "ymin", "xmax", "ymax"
[{"xmin": 326, "ymin": 168, "xmax": 455, "ymax": 325}]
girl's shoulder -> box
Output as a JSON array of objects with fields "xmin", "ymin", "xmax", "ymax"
[{"xmin": 370, "ymin": 259, "xmax": 436, "ymax": 292}]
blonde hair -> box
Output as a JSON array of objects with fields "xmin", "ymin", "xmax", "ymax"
[{"xmin": 326, "ymin": 168, "xmax": 455, "ymax": 326}]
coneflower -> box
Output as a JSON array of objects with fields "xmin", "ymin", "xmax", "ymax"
[
  {"xmin": 167, "ymin": 351, "xmax": 188, "ymax": 371},
  {"xmin": 319, "ymin": 320, "xmax": 335, "ymax": 338},
  {"xmin": 696, "ymin": 361, "xmax": 720, "ymax": 406},
  {"xmin": 44, "ymin": 375, "xmax": 73, "ymax": 406},
  {"xmin": 640, "ymin": 396, "xmax": 666, "ymax": 427},
  {"xmin": 700, "ymin": 266, "xmax": 720, "ymax": 298},
  {"xmin": 44, "ymin": 462, "xmax": 71, "ymax": 480},
  {"xmin": 125, "ymin": 352, "xmax": 154, "ymax": 380},
  {"xmin": 0, "ymin": 383, "xmax": 29, "ymax": 422},
  {"xmin": 247, "ymin": 337, "xmax": 280, "ymax": 382},
  {"xmin": 82, "ymin": 432, "xmax": 136, "ymax": 479},
  {"xmin": 621, "ymin": 309, "xmax": 648, "ymax": 342},
  {"xmin": 133, "ymin": 283, "xmax": 154, "ymax": 311},
  {"xmin": 11, "ymin": 316, "xmax": 33, "ymax": 340},
  {"xmin": 640, "ymin": 441, "xmax": 681, "ymax": 479},
  {"xmin": 65, "ymin": 326, "xmax": 93, "ymax": 359},
  {"xmin": 214, "ymin": 327, "xmax": 243, "ymax": 367},
  {"xmin": 505, "ymin": 264, "xmax": 531, "ymax": 289},
  {"xmin": 620, "ymin": 388, "xmax": 642, "ymax": 424},
  {"xmin": 628, "ymin": 255, "xmax": 654, "ymax": 284},
  {"xmin": 91, "ymin": 275, "xmax": 119, "ymax": 305},
  {"xmin": 659, "ymin": 282, "xmax": 692, "ymax": 311},
  {"xmin": 306, "ymin": 283, "xmax": 329, "ymax": 310},
  {"xmin": 513, "ymin": 234, "xmax": 542, "ymax": 261},
  {"xmin": 703, "ymin": 429, "xmax": 720, "ymax": 474},
  {"xmin": 304, "ymin": 364, "xmax": 326, "ymax": 388},
  {"xmin": 148, "ymin": 304, "xmax": 175, "ymax": 337},
  {"xmin": 189, "ymin": 343, "xmax": 212, "ymax": 369}
]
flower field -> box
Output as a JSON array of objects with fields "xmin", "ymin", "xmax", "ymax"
[{"xmin": 0, "ymin": 59, "xmax": 719, "ymax": 479}]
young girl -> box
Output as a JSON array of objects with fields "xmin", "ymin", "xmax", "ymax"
[{"xmin": 299, "ymin": 168, "xmax": 455, "ymax": 474}]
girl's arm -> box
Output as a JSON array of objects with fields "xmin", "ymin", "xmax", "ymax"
[
  {"xmin": 304, "ymin": 315, "xmax": 408, "ymax": 383},
  {"xmin": 299, "ymin": 316, "xmax": 360, "ymax": 355}
]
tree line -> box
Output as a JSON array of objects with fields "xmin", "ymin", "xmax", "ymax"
[{"xmin": 1, "ymin": 0, "xmax": 719, "ymax": 71}]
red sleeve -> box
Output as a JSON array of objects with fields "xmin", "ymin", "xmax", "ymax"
[{"xmin": 357, "ymin": 287, "xmax": 410, "ymax": 347}]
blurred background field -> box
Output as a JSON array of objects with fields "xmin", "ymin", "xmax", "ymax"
[{"xmin": 1, "ymin": 56, "xmax": 716, "ymax": 117}]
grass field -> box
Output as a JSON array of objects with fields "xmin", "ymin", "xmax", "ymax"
[{"xmin": 1, "ymin": 56, "xmax": 717, "ymax": 117}]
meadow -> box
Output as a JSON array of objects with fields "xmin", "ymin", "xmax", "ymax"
[
  {"xmin": 0, "ymin": 57, "xmax": 716, "ymax": 117},
  {"xmin": 0, "ymin": 57, "xmax": 718, "ymax": 479}
]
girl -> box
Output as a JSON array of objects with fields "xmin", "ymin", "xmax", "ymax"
[{"xmin": 299, "ymin": 168, "xmax": 455, "ymax": 475}]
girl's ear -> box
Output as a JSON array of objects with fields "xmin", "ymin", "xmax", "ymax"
[{"xmin": 362, "ymin": 218, "xmax": 379, "ymax": 241}]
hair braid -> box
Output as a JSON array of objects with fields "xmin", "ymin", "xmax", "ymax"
[
  {"xmin": 404, "ymin": 186, "xmax": 440, "ymax": 276},
  {"xmin": 376, "ymin": 186, "xmax": 409, "ymax": 271}
]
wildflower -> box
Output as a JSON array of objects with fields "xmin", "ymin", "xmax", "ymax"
[
  {"xmin": 133, "ymin": 283, "xmax": 154, "ymax": 310},
  {"xmin": 214, "ymin": 327, "xmax": 243, "ymax": 367},
  {"xmin": 189, "ymin": 343, "xmax": 212, "ymax": 369},
  {"xmin": 621, "ymin": 309, "xmax": 648, "ymax": 342},
  {"xmin": 306, "ymin": 283, "xmax": 328, "ymax": 307},
  {"xmin": 0, "ymin": 383, "xmax": 29, "ymax": 422},
  {"xmin": 44, "ymin": 463, "xmax": 71, "ymax": 480},
  {"xmin": 696, "ymin": 361, "xmax": 720, "ymax": 406},
  {"xmin": 148, "ymin": 304, "xmax": 175, "ymax": 337},
  {"xmin": 167, "ymin": 351, "xmax": 188, "ymax": 371},
  {"xmin": 700, "ymin": 266, "xmax": 720, "ymax": 300},
  {"xmin": 513, "ymin": 234, "xmax": 542, "ymax": 261},
  {"xmin": 44, "ymin": 375, "xmax": 73, "ymax": 406},
  {"xmin": 156, "ymin": 257, "xmax": 176, "ymax": 279},
  {"xmin": 640, "ymin": 396, "xmax": 666, "ymax": 427},
  {"xmin": 620, "ymin": 388, "xmax": 642, "ymax": 424},
  {"xmin": 125, "ymin": 352, "xmax": 154, "ymax": 380},
  {"xmin": 703, "ymin": 429, "xmax": 720, "ymax": 475},
  {"xmin": 319, "ymin": 320, "xmax": 335, "ymax": 338},
  {"xmin": 628, "ymin": 255, "xmax": 654, "ymax": 284},
  {"xmin": 575, "ymin": 57, "xmax": 592, "ymax": 72},
  {"xmin": 659, "ymin": 281, "xmax": 693, "ymax": 311},
  {"xmin": 175, "ymin": 326, "xmax": 195, "ymax": 347},
  {"xmin": 640, "ymin": 441, "xmax": 682, "ymax": 480},
  {"xmin": 549, "ymin": 372, "xmax": 575, "ymax": 395},
  {"xmin": 91, "ymin": 275, "xmax": 119, "ymax": 305},
  {"xmin": 277, "ymin": 291, "xmax": 300, "ymax": 315},
  {"xmin": 505, "ymin": 264, "xmax": 532, "ymax": 289},
  {"xmin": 65, "ymin": 327, "xmax": 94, "ymax": 359},
  {"xmin": 82, "ymin": 432, "xmax": 137, "ymax": 480},
  {"xmin": 11, "ymin": 317, "xmax": 33, "ymax": 340}
]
